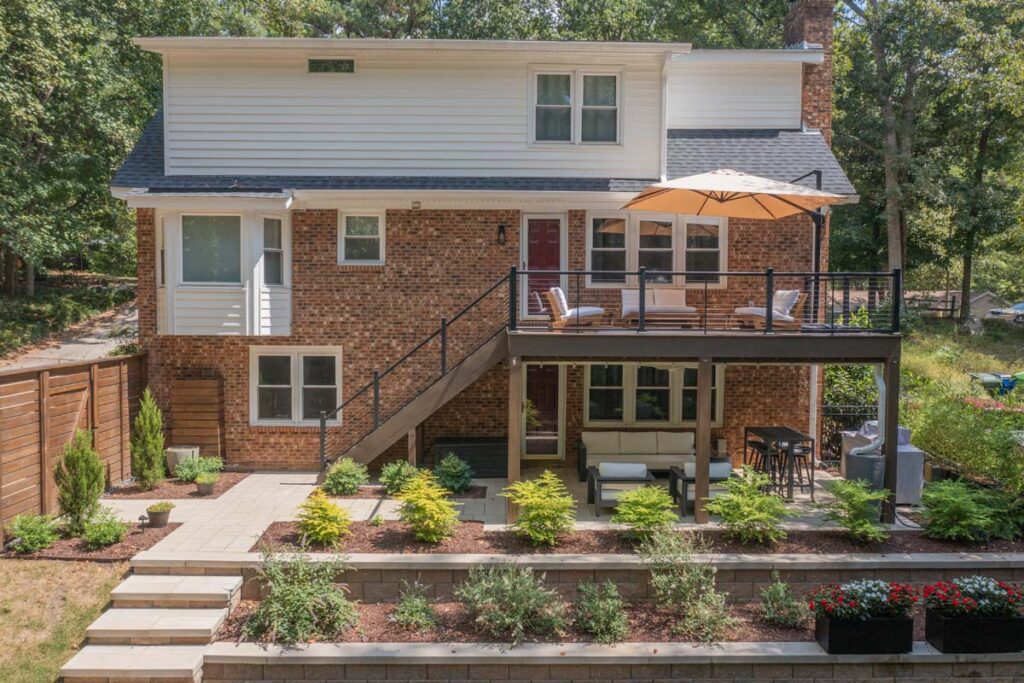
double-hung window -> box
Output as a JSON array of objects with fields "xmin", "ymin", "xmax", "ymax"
[
  {"xmin": 580, "ymin": 74, "xmax": 618, "ymax": 143},
  {"xmin": 584, "ymin": 362, "xmax": 724, "ymax": 427},
  {"xmin": 684, "ymin": 219, "xmax": 723, "ymax": 284},
  {"xmin": 681, "ymin": 366, "xmax": 719, "ymax": 422},
  {"xmin": 634, "ymin": 365, "xmax": 671, "ymax": 423},
  {"xmin": 339, "ymin": 213, "xmax": 384, "ymax": 264},
  {"xmin": 637, "ymin": 219, "xmax": 674, "ymax": 284},
  {"xmin": 587, "ymin": 365, "xmax": 624, "ymax": 422},
  {"xmin": 181, "ymin": 215, "xmax": 242, "ymax": 284},
  {"xmin": 262, "ymin": 217, "xmax": 284, "ymax": 286},
  {"xmin": 535, "ymin": 73, "xmax": 573, "ymax": 142},
  {"xmin": 589, "ymin": 217, "xmax": 627, "ymax": 284},
  {"xmin": 533, "ymin": 70, "xmax": 619, "ymax": 144},
  {"xmin": 251, "ymin": 348, "xmax": 341, "ymax": 425}
]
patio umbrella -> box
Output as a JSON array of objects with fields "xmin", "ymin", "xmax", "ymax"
[{"xmin": 622, "ymin": 169, "xmax": 848, "ymax": 219}]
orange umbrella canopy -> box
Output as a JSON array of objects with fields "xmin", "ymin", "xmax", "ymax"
[{"xmin": 622, "ymin": 169, "xmax": 848, "ymax": 219}]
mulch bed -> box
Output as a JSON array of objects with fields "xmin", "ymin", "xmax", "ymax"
[
  {"xmin": 2, "ymin": 522, "xmax": 181, "ymax": 562},
  {"xmin": 340, "ymin": 485, "xmax": 487, "ymax": 500},
  {"xmin": 254, "ymin": 520, "xmax": 1024, "ymax": 555},
  {"xmin": 217, "ymin": 599, "xmax": 821, "ymax": 644},
  {"xmin": 104, "ymin": 472, "xmax": 250, "ymax": 499}
]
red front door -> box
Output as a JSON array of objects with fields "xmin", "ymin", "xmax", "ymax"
[{"xmin": 523, "ymin": 217, "xmax": 563, "ymax": 316}]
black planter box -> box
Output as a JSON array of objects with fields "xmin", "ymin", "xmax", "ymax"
[
  {"xmin": 925, "ymin": 608, "xmax": 1024, "ymax": 653},
  {"xmin": 815, "ymin": 615, "xmax": 913, "ymax": 654}
]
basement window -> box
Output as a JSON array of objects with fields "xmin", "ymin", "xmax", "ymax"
[
  {"xmin": 250, "ymin": 347, "xmax": 342, "ymax": 425},
  {"xmin": 308, "ymin": 59, "xmax": 355, "ymax": 73}
]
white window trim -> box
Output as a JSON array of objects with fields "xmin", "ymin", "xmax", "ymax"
[
  {"xmin": 680, "ymin": 216, "xmax": 729, "ymax": 289},
  {"xmin": 260, "ymin": 214, "xmax": 290, "ymax": 288},
  {"xmin": 337, "ymin": 211, "xmax": 386, "ymax": 265},
  {"xmin": 529, "ymin": 67, "xmax": 623, "ymax": 146},
  {"xmin": 179, "ymin": 213, "xmax": 244, "ymax": 286},
  {"xmin": 249, "ymin": 346, "xmax": 342, "ymax": 426},
  {"xmin": 584, "ymin": 362, "xmax": 724, "ymax": 428},
  {"xmin": 585, "ymin": 212, "xmax": 630, "ymax": 288}
]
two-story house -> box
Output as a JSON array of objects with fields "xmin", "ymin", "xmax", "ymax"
[{"xmin": 112, "ymin": 0, "xmax": 903, "ymax": 522}]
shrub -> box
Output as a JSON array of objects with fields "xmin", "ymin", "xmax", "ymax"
[
  {"xmin": 174, "ymin": 455, "xmax": 224, "ymax": 483},
  {"xmin": 243, "ymin": 550, "xmax": 358, "ymax": 645},
  {"xmin": 760, "ymin": 571, "xmax": 805, "ymax": 628},
  {"xmin": 54, "ymin": 430, "xmax": 105, "ymax": 535},
  {"xmin": 611, "ymin": 485, "xmax": 676, "ymax": 540},
  {"xmin": 572, "ymin": 581, "xmax": 629, "ymax": 644},
  {"xmin": 977, "ymin": 488, "xmax": 1024, "ymax": 541},
  {"xmin": 807, "ymin": 580, "xmax": 917, "ymax": 620},
  {"xmin": 639, "ymin": 529, "xmax": 736, "ymax": 642},
  {"xmin": 456, "ymin": 563, "xmax": 566, "ymax": 645},
  {"xmin": 924, "ymin": 576, "xmax": 1022, "ymax": 617},
  {"xmin": 392, "ymin": 580, "xmax": 437, "ymax": 631},
  {"xmin": 297, "ymin": 489, "xmax": 351, "ymax": 547},
  {"xmin": 821, "ymin": 479, "xmax": 890, "ymax": 543},
  {"xmin": 501, "ymin": 470, "xmax": 576, "ymax": 546},
  {"xmin": 704, "ymin": 467, "xmax": 787, "ymax": 545},
  {"xmin": 147, "ymin": 501, "xmax": 175, "ymax": 514},
  {"xmin": 369, "ymin": 514, "xmax": 384, "ymax": 527},
  {"xmin": 920, "ymin": 480, "xmax": 992, "ymax": 542},
  {"xmin": 397, "ymin": 470, "xmax": 461, "ymax": 542},
  {"xmin": 195, "ymin": 471, "xmax": 219, "ymax": 486},
  {"xmin": 434, "ymin": 453, "xmax": 473, "ymax": 494},
  {"xmin": 130, "ymin": 388, "xmax": 165, "ymax": 490},
  {"xmin": 322, "ymin": 458, "xmax": 370, "ymax": 496},
  {"xmin": 83, "ymin": 507, "xmax": 129, "ymax": 549},
  {"xmin": 3, "ymin": 514, "xmax": 59, "ymax": 553},
  {"xmin": 380, "ymin": 460, "xmax": 418, "ymax": 495}
]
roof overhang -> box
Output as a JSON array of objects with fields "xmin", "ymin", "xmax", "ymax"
[
  {"xmin": 672, "ymin": 48, "xmax": 824, "ymax": 65},
  {"xmin": 112, "ymin": 188, "xmax": 294, "ymax": 211}
]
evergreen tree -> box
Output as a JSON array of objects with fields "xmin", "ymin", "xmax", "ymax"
[
  {"xmin": 54, "ymin": 429, "xmax": 105, "ymax": 535},
  {"xmin": 131, "ymin": 388, "xmax": 165, "ymax": 490}
]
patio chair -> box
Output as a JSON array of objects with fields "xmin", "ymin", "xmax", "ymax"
[
  {"xmin": 546, "ymin": 287, "xmax": 606, "ymax": 328},
  {"xmin": 734, "ymin": 290, "xmax": 806, "ymax": 330},
  {"xmin": 586, "ymin": 463, "xmax": 655, "ymax": 516}
]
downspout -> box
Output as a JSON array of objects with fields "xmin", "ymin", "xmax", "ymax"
[{"xmin": 849, "ymin": 365, "xmax": 885, "ymax": 456}]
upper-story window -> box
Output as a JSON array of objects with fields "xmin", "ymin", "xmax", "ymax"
[
  {"xmin": 532, "ymin": 70, "xmax": 620, "ymax": 145},
  {"xmin": 181, "ymin": 215, "xmax": 242, "ymax": 284},
  {"xmin": 590, "ymin": 217, "xmax": 627, "ymax": 284},
  {"xmin": 262, "ymin": 217, "xmax": 284, "ymax": 286},
  {"xmin": 338, "ymin": 212, "xmax": 385, "ymax": 264},
  {"xmin": 684, "ymin": 219, "xmax": 723, "ymax": 284}
]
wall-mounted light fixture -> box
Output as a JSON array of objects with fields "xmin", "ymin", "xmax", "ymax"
[
  {"xmin": 497, "ymin": 224, "xmax": 507, "ymax": 245},
  {"xmin": 411, "ymin": 201, "xmax": 421, "ymax": 210}
]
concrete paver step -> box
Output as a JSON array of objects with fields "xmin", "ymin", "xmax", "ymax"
[
  {"xmin": 111, "ymin": 574, "xmax": 241, "ymax": 608},
  {"xmin": 61, "ymin": 644, "xmax": 205, "ymax": 681},
  {"xmin": 86, "ymin": 608, "xmax": 227, "ymax": 645}
]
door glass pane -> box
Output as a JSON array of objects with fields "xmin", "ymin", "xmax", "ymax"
[
  {"xmin": 258, "ymin": 356, "xmax": 291, "ymax": 386},
  {"xmin": 536, "ymin": 107, "xmax": 571, "ymax": 141},
  {"xmin": 537, "ymin": 74, "xmax": 571, "ymax": 105},
  {"xmin": 303, "ymin": 356, "xmax": 335, "ymax": 386},
  {"xmin": 583, "ymin": 75, "xmax": 616, "ymax": 106},
  {"xmin": 581, "ymin": 108, "xmax": 617, "ymax": 142},
  {"xmin": 258, "ymin": 388, "xmax": 292, "ymax": 420},
  {"xmin": 525, "ymin": 364, "xmax": 560, "ymax": 456},
  {"xmin": 302, "ymin": 388, "xmax": 336, "ymax": 420},
  {"xmin": 181, "ymin": 215, "xmax": 241, "ymax": 283}
]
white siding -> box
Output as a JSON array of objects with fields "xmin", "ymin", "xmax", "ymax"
[
  {"xmin": 666, "ymin": 62, "xmax": 802, "ymax": 129},
  {"xmin": 173, "ymin": 287, "xmax": 246, "ymax": 335},
  {"xmin": 163, "ymin": 51, "xmax": 662, "ymax": 178},
  {"xmin": 260, "ymin": 287, "xmax": 291, "ymax": 335}
]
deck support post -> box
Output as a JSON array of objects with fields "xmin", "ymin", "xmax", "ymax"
[
  {"xmin": 694, "ymin": 357, "xmax": 713, "ymax": 523},
  {"xmin": 407, "ymin": 428, "xmax": 418, "ymax": 465},
  {"xmin": 506, "ymin": 356, "xmax": 522, "ymax": 523},
  {"xmin": 882, "ymin": 353, "xmax": 901, "ymax": 524}
]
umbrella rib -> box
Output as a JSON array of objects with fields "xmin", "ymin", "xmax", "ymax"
[
  {"xmin": 626, "ymin": 186, "xmax": 675, "ymax": 206},
  {"xmin": 697, "ymin": 193, "xmax": 711, "ymax": 215},
  {"xmin": 750, "ymin": 194, "xmax": 779, "ymax": 219}
]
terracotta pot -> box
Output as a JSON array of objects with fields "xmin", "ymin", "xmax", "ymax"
[
  {"xmin": 196, "ymin": 481, "xmax": 216, "ymax": 497},
  {"xmin": 148, "ymin": 510, "xmax": 171, "ymax": 528}
]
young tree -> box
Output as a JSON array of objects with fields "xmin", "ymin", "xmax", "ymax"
[
  {"xmin": 131, "ymin": 388, "xmax": 166, "ymax": 490},
  {"xmin": 54, "ymin": 429, "xmax": 105, "ymax": 535}
]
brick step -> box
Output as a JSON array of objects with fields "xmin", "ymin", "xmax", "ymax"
[
  {"xmin": 86, "ymin": 608, "xmax": 227, "ymax": 645},
  {"xmin": 61, "ymin": 644, "xmax": 205, "ymax": 682},
  {"xmin": 111, "ymin": 574, "xmax": 242, "ymax": 608}
]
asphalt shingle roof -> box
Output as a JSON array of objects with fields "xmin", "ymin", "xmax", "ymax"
[{"xmin": 112, "ymin": 112, "xmax": 854, "ymax": 196}]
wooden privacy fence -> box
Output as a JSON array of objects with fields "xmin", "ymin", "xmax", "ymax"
[{"xmin": 0, "ymin": 354, "xmax": 145, "ymax": 532}]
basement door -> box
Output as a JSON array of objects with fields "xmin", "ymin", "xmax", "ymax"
[
  {"xmin": 522, "ymin": 362, "xmax": 566, "ymax": 460},
  {"xmin": 520, "ymin": 214, "xmax": 567, "ymax": 319}
]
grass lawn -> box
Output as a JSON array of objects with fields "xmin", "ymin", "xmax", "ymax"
[
  {"xmin": 0, "ymin": 559, "xmax": 126, "ymax": 683},
  {"xmin": 902, "ymin": 317, "xmax": 1024, "ymax": 392},
  {"xmin": 0, "ymin": 272, "xmax": 135, "ymax": 358}
]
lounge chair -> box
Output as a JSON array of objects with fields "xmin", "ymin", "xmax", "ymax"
[
  {"xmin": 620, "ymin": 289, "xmax": 697, "ymax": 322},
  {"xmin": 545, "ymin": 287, "xmax": 605, "ymax": 328},
  {"xmin": 586, "ymin": 463, "xmax": 655, "ymax": 516},
  {"xmin": 734, "ymin": 290, "xmax": 806, "ymax": 330}
]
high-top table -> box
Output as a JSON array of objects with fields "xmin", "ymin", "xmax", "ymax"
[{"xmin": 744, "ymin": 426, "xmax": 815, "ymax": 501}]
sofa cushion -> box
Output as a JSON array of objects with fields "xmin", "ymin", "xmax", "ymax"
[
  {"xmin": 582, "ymin": 431, "xmax": 620, "ymax": 455},
  {"xmin": 619, "ymin": 431, "xmax": 658, "ymax": 455},
  {"xmin": 683, "ymin": 461, "xmax": 733, "ymax": 479},
  {"xmin": 598, "ymin": 462, "xmax": 648, "ymax": 478},
  {"xmin": 772, "ymin": 289, "xmax": 800, "ymax": 316},
  {"xmin": 657, "ymin": 431, "xmax": 694, "ymax": 455}
]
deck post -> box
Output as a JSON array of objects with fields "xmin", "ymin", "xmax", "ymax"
[
  {"xmin": 765, "ymin": 268, "xmax": 774, "ymax": 333},
  {"xmin": 637, "ymin": 267, "xmax": 647, "ymax": 332},
  {"xmin": 506, "ymin": 357, "xmax": 522, "ymax": 523},
  {"xmin": 693, "ymin": 357, "xmax": 713, "ymax": 523},
  {"xmin": 508, "ymin": 267, "xmax": 518, "ymax": 331},
  {"xmin": 881, "ymin": 354, "xmax": 901, "ymax": 524},
  {"xmin": 407, "ymin": 428, "xmax": 417, "ymax": 465}
]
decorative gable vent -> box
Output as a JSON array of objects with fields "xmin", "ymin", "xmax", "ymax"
[{"xmin": 308, "ymin": 59, "xmax": 355, "ymax": 73}]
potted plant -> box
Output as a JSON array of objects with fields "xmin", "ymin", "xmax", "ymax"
[
  {"xmin": 146, "ymin": 501, "xmax": 175, "ymax": 528},
  {"xmin": 923, "ymin": 576, "xmax": 1024, "ymax": 653},
  {"xmin": 808, "ymin": 580, "xmax": 917, "ymax": 654},
  {"xmin": 195, "ymin": 472, "xmax": 219, "ymax": 497}
]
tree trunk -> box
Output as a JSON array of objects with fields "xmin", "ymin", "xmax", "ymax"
[
  {"xmin": 25, "ymin": 262, "xmax": 34, "ymax": 297},
  {"xmin": 958, "ymin": 118, "xmax": 994, "ymax": 325},
  {"xmin": 3, "ymin": 247, "xmax": 16, "ymax": 296}
]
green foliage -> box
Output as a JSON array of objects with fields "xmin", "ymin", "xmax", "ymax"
[
  {"xmin": 392, "ymin": 580, "xmax": 436, "ymax": 632},
  {"xmin": 243, "ymin": 550, "xmax": 358, "ymax": 645},
  {"xmin": 297, "ymin": 489, "xmax": 351, "ymax": 547},
  {"xmin": 434, "ymin": 453, "xmax": 473, "ymax": 494},
  {"xmin": 3, "ymin": 513, "xmax": 59, "ymax": 553},
  {"xmin": 920, "ymin": 480, "xmax": 994, "ymax": 542},
  {"xmin": 397, "ymin": 470, "xmax": 460, "ymax": 543},
  {"xmin": 82, "ymin": 507, "xmax": 129, "ymax": 550},
  {"xmin": 54, "ymin": 430, "xmax": 104, "ymax": 535},
  {"xmin": 130, "ymin": 389, "xmax": 165, "ymax": 490},
  {"xmin": 194, "ymin": 471, "xmax": 219, "ymax": 486},
  {"xmin": 322, "ymin": 458, "xmax": 370, "ymax": 496},
  {"xmin": 821, "ymin": 479, "xmax": 890, "ymax": 544},
  {"xmin": 501, "ymin": 470, "xmax": 576, "ymax": 546},
  {"xmin": 977, "ymin": 488, "xmax": 1024, "ymax": 541},
  {"xmin": 704, "ymin": 468, "xmax": 787, "ymax": 545},
  {"xmin": 572, "ymin": 581, "xmax": 628, "ymax": 644},
  {"xmin": 369, "ymin": 514, "xmax": 384, "ymax": 527},
  {"xmin": 638, "ymin": 529, "xmax": 735, "ymax": 642},
  {"xmin": 379, "ymin": 460, "xmax": 418, "ymax": 495},
  {"xmin": 146, "ymin": 501, "xmax": 174, "ymax": 514},
  {"xmin": 456, "ymin": 563, "xmax": 567, "ymax": 645},
  {"xmin": 610, "ymin": 485, "xmax": 676, "ymax": 540},
  {"xmin": 174, "ymin": 456, "xmax": 223, "ymax": 483},
  {"xmin": 759, "ymin": 571, "xmax": 805, "ymax": 629}
]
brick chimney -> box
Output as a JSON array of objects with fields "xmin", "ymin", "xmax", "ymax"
[{"xmin": 785, "ymin": 0, "xmax": 834, "ymax": 144}]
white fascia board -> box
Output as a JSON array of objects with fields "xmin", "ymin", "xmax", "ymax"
[
  {"xmin": 112, "ymin": 188, "xmax": 294, "ymax": 211},
  {"xmin": 673, "ymin": 49, "xmax": 824, "ymax": 65},
  {"xmin": 291, "ymin": 189, "xmax": 643, "ymax": 211}
]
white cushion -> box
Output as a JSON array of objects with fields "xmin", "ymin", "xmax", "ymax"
[
  {"xmin": 549, "ymin": 287, "xmax": 569, "ymax": 316},
  {"xmin": 619, "ymin": 431, "xmax": 658, "ymax": 455},
  {"xmin": 772, "ymin": 289, "xmax": 800, "ymax": 316},
  {"xmin": 657, "ymin": 431, "xmax": 694, "ymax": 455},
  {"xmin": 582, "ymin": 431, "xmax": 620, "ymax": 455},
  {"xmin": 683, "ymin": 461, "xmax": 733, "ymax": 479},
  {"xmin": 598, "ymin": 462, "xmax": 648, "ymax": 478},
  {"xmin": 651, "ymin": 289, "xmax": 695, "ymax": 313},
  {"xmin": 733, "ymin": 306, "xmax": 795, "ymax": 323},
  {"xmin": 565, "ymin": 306, "xmax": 604, "ymax": 320}
]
